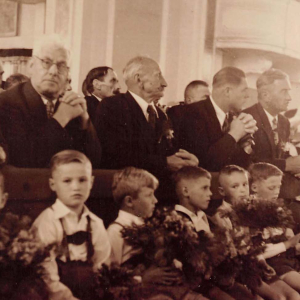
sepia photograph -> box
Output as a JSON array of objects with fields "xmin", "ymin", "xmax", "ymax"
[{"xmin": 0, "ymin": 0, "xmax": 300, "ymax": 299}]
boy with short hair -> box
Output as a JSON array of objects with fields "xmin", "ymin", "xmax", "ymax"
[
  {"xmin": 173, "ymin": 166, "xmax": 212, "ymax": 233},
  {"xmin": 217, "ymin": 164, "xmax": 300, "ymax": 300},
  {"xmin": 107, "ymin": 167, "xmax": 183, "ymax": 286},
  {"xmin": 33, "ymin": 150, "xmax": 111, "ymax": 300},
  {"xmin": 249, "ymin": 162, "xmax": 300, "ymax": 294}
]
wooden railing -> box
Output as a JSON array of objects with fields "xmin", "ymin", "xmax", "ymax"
[{"xmin": 3, "ymin": 166, "xmax": 300, "ymax": 227}]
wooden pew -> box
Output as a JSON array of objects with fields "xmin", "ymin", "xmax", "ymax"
[{"xmin": 3, "ymin": 165, "xmax": 300, "ymax": 227}]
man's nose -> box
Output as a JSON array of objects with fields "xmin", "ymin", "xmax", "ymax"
[
  {"xmin": 161, "ymin": 75, "xmax": 167, "ymax": 87},
  {"xmin": 48, "ymin": 63, "xmax": 59, "ymax": 75}
]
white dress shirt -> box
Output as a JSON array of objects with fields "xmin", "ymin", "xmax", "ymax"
[
  {"xmin": 92, "ymin": 93, "xmax": 102, "ymax": 102},
  {"xmin": 175, "ymin": 204, "xmax": 211, "ymax": 233},
  {"xmin": 33, "ymin": 199, "xmax": 111, "ymax": 300},
  {"xmin": 128, "ymin": 90, "xmax": 158, "ymax": 121},
  {"xmin": 107, "ymin": 210, "xmax": 144, "ymax": 265},
  {"xmin": 210, "ymin": 96, "xmax": 227, "ymax": 129},
  {"xmin": 263, "ymin": 108, "xmax": 278, "ymax": 130}
]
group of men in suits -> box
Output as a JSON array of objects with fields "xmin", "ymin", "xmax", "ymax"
[{"xmin": 0, "ymin": 35, "xmax": 299, "ymax": 191}]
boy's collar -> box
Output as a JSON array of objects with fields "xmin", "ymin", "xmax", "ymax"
[
  {"xmin": 118, "ymin": 209, "xmax": 144, "ymax": 225},
  {"xmin": 52, "ymin": 199, "xmax": 89, "ymax": 220},
  {"xmin": 175, "ymin": 204, "xmax": 203, "ymax": 218}
]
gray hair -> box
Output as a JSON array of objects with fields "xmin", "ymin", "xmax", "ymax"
[
  {"xmin": 123, "ymin": 56, "xmax": 152, "ymax": 83},
  {"xmin": 256, "ymin": 68, "xmax": 288, "ymax": 90},
  {"xmin": 32, "ymin": 35, "xmax": 71, "ymax": 66}
]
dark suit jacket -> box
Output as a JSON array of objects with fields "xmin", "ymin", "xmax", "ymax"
[
  {"xmin": 0, "ymin": 81, "xmax": 101, "ymax": 168},
  {"xmin": 85, "ymin": 94, "xmax": 100, "ymax": 126},
  {"xmin": 94, "ymin": 91, "xmax": 175, "ymax": 176},
  {"xmin": 243, "ymin": 103, "xmax": 290, "ymax": 171},
  {"xmin": 167, "ymin": 103, "xmax": 187, "ymax": 141},
  {"xmin": 179, "ymin": 97, "xmax": 251, "ymax": 171}
]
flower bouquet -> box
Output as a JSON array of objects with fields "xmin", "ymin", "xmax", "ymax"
[
  {"xmin": 0, "ymin": 212, "xmax": 52, "ymax": 300},
  {"xmin": 96, "ymin": 263, "xmax": 141, "ymax": 300},
  {"xmin": 121, "ymin": 207, "xmax": 244, "ymax": 292}
]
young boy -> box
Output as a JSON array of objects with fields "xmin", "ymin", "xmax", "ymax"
[
  {"xmin": 173, "ymin": 166, "xmax": 257, "ymax": 300},
  {"xmin": 249, "ymin": 162, "xmax": 300, "ymax": 294},
  {"xmin": 217, "ymin": 164, "xmax": 300, "ymax": 300},
  {"xmin": 33, "ymin": 150, "xmax": 111, "ymax": 300},
  {"xmin": 107, "ymin": 167, "xmax": 183, "ymax": 286}
]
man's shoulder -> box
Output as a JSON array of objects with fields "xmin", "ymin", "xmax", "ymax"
[
  {"xmin": 243, "ymin": 103, "xmax": 260, "ymax": 115},
  {"xmin": 0, "ymin": 82, "xmax": 24, "ymax": 103},
  {"xmin": 98, "ymin": 93, "xmax": 129, "ymax": 112}
]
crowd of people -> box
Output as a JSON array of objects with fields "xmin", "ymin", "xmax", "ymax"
[{"xmin": 0, "ymin": 35, "xmax": 300, "ymax": 299}]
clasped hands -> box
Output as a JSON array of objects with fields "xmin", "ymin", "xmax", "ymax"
[
  {"xmin": 53, "ymin": 91, "xmax": 89, "ymax": 129},
  {"xmin": 167, "ymin": 149, "xmax": 199, "ymax": 172}
]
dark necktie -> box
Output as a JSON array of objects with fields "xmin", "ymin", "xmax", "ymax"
[
  {"xmin": 222, "ymin": 113, "xmax": 231, "ymax": 133},
  {"xmin": 147, "ymin": 105, "xmax": 156, "ymax": 129},
  {"xmin": 46, "ymin": 99, "xmax": 55, "ymax": 119},
  {"xmin": 272, "ymin": 117, "xmax": 279, "ymax": 145}
]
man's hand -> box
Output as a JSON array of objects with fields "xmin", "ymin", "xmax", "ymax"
[
  {"xmin": 285, "ymin": 156, "xmax": 300, "ymax": 175},
  {"xmin": 167, "ymin": 149, "xmax": 199, "ymax": 172},
  {"xmin": 283, "ymin": 233, "xmax": 300, "ymax": 249},
  {"xmin": 53, "ymin": 91, "xmax": 89, "ymax": 128},
  {"xmin": 228, "ymin": 113, "xmax": 257, "ymax": 142},
  {"xmin": 142, "ymin": 266, "xmax": 183, "ymax": 285}
]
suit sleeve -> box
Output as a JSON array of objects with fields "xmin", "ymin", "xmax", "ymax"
[
  {"xmin": 180, "ymin": 109, "xmax": 251, "ymax": 171},
  {"xmin": 94, "ymin": 98, "xmax": 167, "ymax": 173}
]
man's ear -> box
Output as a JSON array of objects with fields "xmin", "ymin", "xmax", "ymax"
[
  {"xmin": 49, "ymin": 178, "xmax": 56, "ymax": 192},
  {"xmin": 93, "ymin": 79, "xmax": 101, "ymax": 90},
  {"xmin": 182, "ymin": 186, "xmax": 189, "ymax": 197},
  {"xmin": 90, "ymin": 176, "xmax": 95, "ymax": 190},
  {"xmin": 27, "ymin": 57, "xmax": 35, "ymax": 76},
  {"xmin": 218, "ymin": 186, "xmax": 225, "ymax": 197},
  {"xmin": 124, "ymin": 195, "xmax": 134, "ymax": 208},
  {"xmin": 0, "ymin": 192, "xmax": 8, "ymax": 209}
]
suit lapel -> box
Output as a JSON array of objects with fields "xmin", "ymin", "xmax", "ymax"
[
  {"xmin": 256, "ymin": 103, "xmax": 276, "ymax": 155},
  {"xmin": 21, "ymin": 81, "xmax": 48, "ymax": 129},
  {"xmin": 124, "ymin": 92, "xmax": 155, "ymax": 153},
  {"xmin": 278, "ymin": 114, "xmax": 288, "ymax": 143},
  {"xmin": 205, "ymin": 98, "xmax": 224, "ymax": 141}
]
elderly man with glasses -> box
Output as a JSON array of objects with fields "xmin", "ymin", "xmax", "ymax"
[{"xmin": 0, "ymin": 35, "xmax": 101, "ymax": 168}]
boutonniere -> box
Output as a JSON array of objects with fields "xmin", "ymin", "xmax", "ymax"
[
  {"xmin": 278, "ymin": 141, "xmax": 297, "ymax": 157},
  {"xmin": 158, "ymin": 120, "xmax": 175, "ymax": 144}
]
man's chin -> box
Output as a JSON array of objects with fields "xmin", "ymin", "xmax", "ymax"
[{"xmin": 40, "ymin": 88, "xmax": 60, "ymax": 100}]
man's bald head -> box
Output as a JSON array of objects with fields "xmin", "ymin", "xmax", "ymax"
[
  {"xmin": 184, "ymin": 80, "xmax": 209, "ymax": 104},
  {"xmin": 122, "ymin": 56, "xmax": 167, "ymax": 103}
]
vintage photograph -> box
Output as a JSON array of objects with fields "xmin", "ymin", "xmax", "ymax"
[{"xmin": 0, "ymin": 0, "xmax": 300, "ymax": 299}]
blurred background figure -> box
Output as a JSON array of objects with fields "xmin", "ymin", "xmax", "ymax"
[
  {"xmin": 4, "ymin": 73, "xmax": 29, "ymax": 90},
  {"xmin": 184, "ymin": 80, "xmax": 210, "ymax": 105},
  {"xmin": 84, "ymin": 66, "xmax": 121, "ymax": 124}
]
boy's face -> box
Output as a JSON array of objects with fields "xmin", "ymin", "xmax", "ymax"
[
  {"xmin": 131, "ymin": 187, "xmax": 158, "ymax": 219},
  {"xmin": 184, "ymin": 177, "xmax": 212, "ymax": 211},
  {"xmin": 251, "ymin": 176, "xmax": 282, "ymax": 201},
  {"xmin": 219, "ymin": 172, "xmax": 249, "ymax": 204},
  {"xmin": 49, "ymin": 162, "xmax": 94, "ymax": 214}
]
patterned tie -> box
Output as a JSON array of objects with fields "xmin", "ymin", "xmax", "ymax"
[
  {"xmin": 46, "ymin": 99, "xmax": 55, "ymax": 119},
  {"xmin": 272, "ymin": 117, "xmax": 279, "ymax": 145},
  {"xmin": 147, "ymin": 105, "xmax": 156, "ymax": 129},
  {"xmin": 222, "ymin": 113, "xmax": 230, "ymax": 133}
]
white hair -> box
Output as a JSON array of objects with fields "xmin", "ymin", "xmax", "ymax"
[
  {"xmin": 123, "ymin": 56, "xmax": 153, "ymax": 83},
  {"xmin": 32, "ymin": 35, "xmax": 71, "ymax": 66}
]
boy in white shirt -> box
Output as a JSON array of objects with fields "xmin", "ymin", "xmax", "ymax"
[
  {"xmin": 107, "ymin": 167, "xmax": 181, "ymax": 285},
  {"xmin": 249, "ymin": 162, "xmax": 300, "ymax": 294},
  {"xmin": 33, "ymin": 150, "xmax": 111, "ymax": 300},
  {"xmin": 217, "ymin": 164, "xmax": 300, "ymax": 300}
]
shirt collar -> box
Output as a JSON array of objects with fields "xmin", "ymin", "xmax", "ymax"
[
  {"xmin": 40, "ymin": 95, "xmax": 58, "ymax": 106},
  {"xmin": 118, "ymin": 210, "xmax": 144, "ymax": 226},
  {"xmin": 210, "ymin": 96, "xmax": 226, "ymax": 128},
  {"xmin": 51, "ymin": 198, "xmax": 90, "ymax": 220},
  {"xmin": 128, "ymin": 90, "xmax": 158, "ymax": 119},
  {"xmin": 263, "ymin": 108, "xmax": 278, "ymax": 128},
  {"xmin": 175, "ymin": 204, "xmax": 198, "ymax": 219},
  {"xmin": 92, "ymin": 94, "xmax": 102, "ymax": 102}
]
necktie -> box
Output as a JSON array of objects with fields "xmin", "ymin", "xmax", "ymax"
[
  {"xmin": 46, "ymin": 99, "xmax": 55, "ymax": 119},
  {"xmin": 222, "ymin": 113, "xmax": 230, "ymax": 133},
  {"xmin": 272, "ymin": 117, "xmax": 279, "ymax": 145},
  {"xmin": 147, "ymin": 105, "xmax": 156, "ymax": 129}
]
